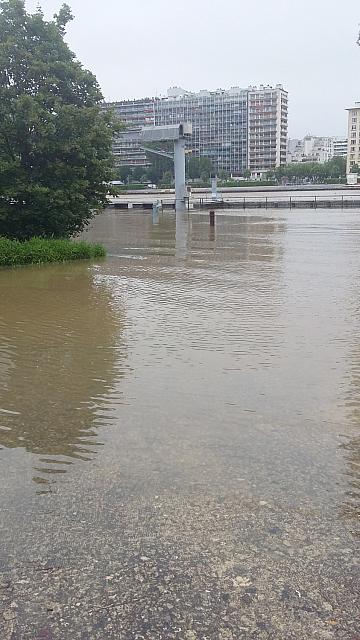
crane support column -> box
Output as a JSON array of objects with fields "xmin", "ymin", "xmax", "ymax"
[{"xmin": 141, "ymin": 122, "xmax": 192, "ymax": 213}]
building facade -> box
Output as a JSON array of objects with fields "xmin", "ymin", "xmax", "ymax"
[
  {"xmin": 105, "ymin": 84, "xmax": 288, "ymax": 177},
  {"xmin": 347, "ymin": 103, "xmax": 360, "ymax": 173},
  {"xmin": 154, "ymin": 87, "xmax": 249, "ymax": 175},
  {"xmin": 247, "ymin": 86, "xmax": 288, "ymax": 177},
  {"xmin": 104, "ymin": 98, "xmax": 154, "ymax": 167},
  {"xmin": 287, "ymin": 135, "xmax": 335, "ymax": 164},
  {"xmin": 333, "ymin": 138, "xmax": 348, "ymax": 157}
]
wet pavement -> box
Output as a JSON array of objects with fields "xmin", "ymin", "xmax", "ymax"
[{"xmin": 0, "ymin": 209, "xmax": 359, "ymax": 638}]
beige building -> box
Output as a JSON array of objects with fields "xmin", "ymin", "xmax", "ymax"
[{"xmin": 347, "ymin": 103, "xmax": 360, "ymax": 173}]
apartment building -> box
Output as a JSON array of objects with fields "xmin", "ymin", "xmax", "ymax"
[
  {"xmin": 333, "ymin": 138, "xmax": 348, "ymax": 157},
  {"xmin": 105, "ymin": 84, "xmax": 288, "ymax": 176},
  {"xmin": 154, "ymin": 87, "xmax": 248, "ymax": 174},
  {"xmin": 247, "ymin": 85, "xmax": 288, "ymax": 177},
  {"xmin": 347, "ymin": 103, "xmax": 360, "ymax": 173},
  {"xmin": 287, "ymin": 135, "xmax": 335, "ymax": 164},
  {"xmin": 103, "ymin": 98, "xmax": 154, "ymax": 167}
]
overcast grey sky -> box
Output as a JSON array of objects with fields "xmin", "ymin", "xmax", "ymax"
[{"xmin": 26, "ymin": 0, "xmax": 359, "ymax": 138}]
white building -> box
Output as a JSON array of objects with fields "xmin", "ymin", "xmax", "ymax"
[
  {"xmin": 105, "ymin": 84, "xmax": 288, "ymax": 176},
  {"xmin": 346, "ymin": 103, "xmax": 360, "ymax": 174},
  {"xmin": 333, "ymin": 138, "xmax": 348, "ymax": 157},
  {"xmin": 287, "ymin": 135, "xmax": 335, "ymax": 164}
]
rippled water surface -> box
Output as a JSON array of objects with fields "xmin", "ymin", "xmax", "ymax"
[{"xmin": 0, "ymin": 209, "xmax": 359, "ymax": 639}]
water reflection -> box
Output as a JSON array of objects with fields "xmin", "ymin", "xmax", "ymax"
[
  {"xmin": 86, "ymin": 209, "xmax": 286, "ymax": 264},
  {"xmin": 0, "ymin": 263, "xmax": 125, "ymax": 492},
  {"xmin": 85, "ymin": 210, "xmax": 360, "ymax": 527}
]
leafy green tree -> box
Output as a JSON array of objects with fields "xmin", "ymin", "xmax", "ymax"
[
  {"xmin": 218, "ymin": 169, "xmax": 230, "ymax": 181},
  {"xmin": 144, "ymin": 142, "xmax": 173, "ymax": 183},
  {"xmin": 132, "ymin": 166, "xmax": 144, "ymax": 182},
  {"xmin": 187, "ymin": 156, "xmax": 213, "ymax": 180},
  {"xmin": 144, "ymin": 166, "xmax": 162, "ymax": 185},
  {"xmin": 0, "ymin": 0, "xmax": 118, "ymax": 240},
  {"xmin": 160, "ymin": 170, "xmax": 173, "ymax": 186},
  {"xmin": 350, "ymin": 163, "xmax": 360, "ymax": 174},
  {"xmin": 117, "ymin": 165, "xmax": 133, "ymax": 183},
  {"xmin": 275, "ymin": 157, "xmax": 346, "ymax": 184}
]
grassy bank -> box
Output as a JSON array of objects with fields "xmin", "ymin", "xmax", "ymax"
[{"xmin": 0, "ymin": 237, "xmax": 106, "ymax": 267}]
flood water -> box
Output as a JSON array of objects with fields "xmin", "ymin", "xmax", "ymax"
[{"xmin": 0, "ymin": 209, "xmax": 359, "ymax": 639}]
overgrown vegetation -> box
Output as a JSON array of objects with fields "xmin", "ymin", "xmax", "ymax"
[
  {"xmin": 0, "ymin": 237, "xmax": 105, "ymax": 267},
  {"xmin": 0, "ymin": 0, "xmax": 118, "ymax": 240}
]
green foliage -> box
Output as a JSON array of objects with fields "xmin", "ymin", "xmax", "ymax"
[
  {"xmin": 275, "ymin": 157, "xmax": 346, "ymax": 183},
  {"xmin": 117, "ymin": 165, "xmax": 133, "ymax": 183},
  {"xmin": 219, "ymin": 179, "xmax": 276, "ymax": 188},
  {"xmin": 115, "ymin": 159, "xmax": 173, "ymax": 187},
  {"xmin": 0, "ymin": 0, "xmax": 119, "ymax": 240},
  {"xmin": 0, "ymin": 236, "xmax": 105, "ymax": 266},
  {"xmin": 132, "ymin": 166, "xmax": 145, "ymax": 182},
  {"xmin": 160, "ymin": 170, "xmax": 173, "ymax": 186},
  {"xmin": 218, "ymin": 169, "xmax": 230, "ymax": 181},
  {"xmin": 144, "ymin": 142, "xmax": 174, "ymax": 181},
  {"xmin": 187, "ymin": 156, "xmax": 213, "ymax": 180},
  {"xmin": 350, "ymin": 163, "xmax": 360, "ymax": 174}
]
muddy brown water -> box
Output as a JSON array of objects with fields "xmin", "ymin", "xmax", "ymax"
[{"xmin": 0, "ymin": 209, "xmax": 359, "ymax": 639}]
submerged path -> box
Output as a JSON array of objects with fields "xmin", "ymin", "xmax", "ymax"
[{"xmin": 0, "ymin": 209, "xmax": 359, "ymax": 638}]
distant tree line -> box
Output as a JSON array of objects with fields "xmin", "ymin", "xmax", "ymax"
[
  {"xmin": 116, "ymin": 155, "xmax": 217, "ymax": 186},
  {"xmin": 116, "ymin": 155, "xmax": 350, "ymax": 188},
  {"xmin": 267, "ymin": 156, "xmax": 347, "ymax": 184}
]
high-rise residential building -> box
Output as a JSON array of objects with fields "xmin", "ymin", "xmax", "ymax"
[
  {"xmin": 103, "ymin": 98, "xmax": 154, "ymax": 167},
  {"xmin": 154, "ymin": 87, "xmax": 248, "ymax": 175},
  {"xmin": 104, "ymin": 84, "xmax": 288, "ymax": 177},
  {"xmin": 247, "ymin": 85, "xmax": 288, "ymax": 176},
  {"xmin": 347, "ymin": 103, "xmax": 360, "ymax": 173}
]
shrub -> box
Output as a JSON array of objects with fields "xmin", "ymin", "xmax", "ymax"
[{"xmin": 0, "ymin": 237, "xmax": 105, "ymax": 267}]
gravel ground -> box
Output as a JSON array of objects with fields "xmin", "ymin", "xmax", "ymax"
[{"xmin": 1, "ymin": 489, "xmax": 358, "ymax": 639}]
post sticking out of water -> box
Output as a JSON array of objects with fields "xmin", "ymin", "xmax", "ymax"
[
  {"xmin": 211, "ymin": 176, "xmax": 218, "ymax": 201},
  {"xmin": 210, "ymin": 210, "xmax": 215, "ymax": 227},
  {"xmin": 174, "ymin": 138, "xmax": 186, "ymax": 212},
  {"xmin": 152, "ymin": 201, "xmax": 160, "ymax": 224}
]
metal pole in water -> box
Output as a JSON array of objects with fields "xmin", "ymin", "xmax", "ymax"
[
  {"xmin": 174, "ymin": 138, "xmax": 186, "ymax": 212},
  {"xmin": 210, "ymin": 210, "xmax": 215, "ymax": 227}
]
